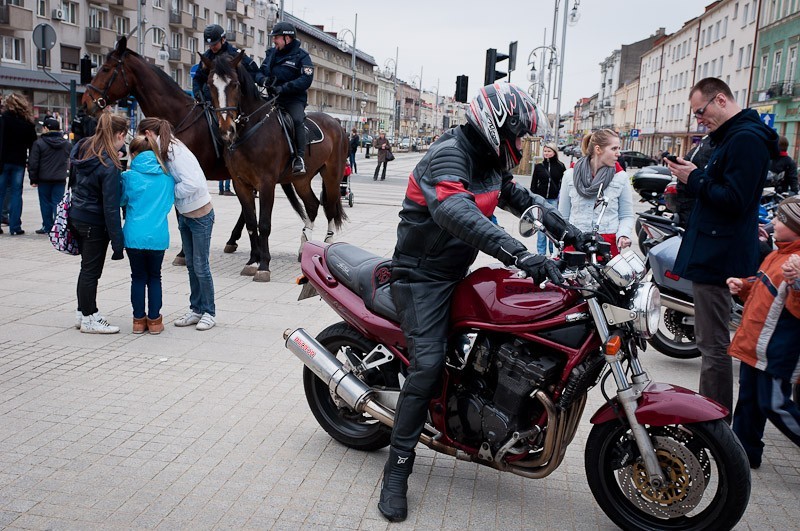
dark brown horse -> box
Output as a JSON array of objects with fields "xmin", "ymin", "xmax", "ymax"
[
  {"xmin": 200, "ymin": 51, "xmax": 348, "ymax": 281},
  {"xmin": 81, "ymin": 37, "xmax": 308, "ymax": 272}
]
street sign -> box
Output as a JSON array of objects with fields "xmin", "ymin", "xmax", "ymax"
[
  {"xmin": 32, "ymin": 23, "xmax": 57, "ymax": 51},
  {"xmin": 760, "ymin": 113, "xmax": 776, "ymax": 129},
  {"xmin": 630, "ymin": 129, "xmax": 639, "ymax": 138},
  {"xmin": 190, "ymin": 64, "xmax": 199, "ymax": 79}
]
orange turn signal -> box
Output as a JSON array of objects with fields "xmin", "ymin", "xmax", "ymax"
[
  {"xmin": 296, "ymin": 275, "xmax": 308, "ymax": 285},
  {"xmin": 605, "ymin": 335, "xmax": 622, "ymax": 355}
]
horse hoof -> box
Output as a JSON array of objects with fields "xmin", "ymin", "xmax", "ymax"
[
  {"xmin": 224, "ymin": 244, "xmax": 238, "ymax": 254},
  {"xmin": 172, "ymin": 256, "xmax": 187, "ymax": 266},
  {"xmin": 240, "ymin": 264, "xmax": 258, "ymax": 276},
  {"xmin": 253, "ymin": 270, "xmax": 271, "ymax": 282},
  {"xmin": 324, "ymin": 231, "xmax": 335, "ymax": 243}
]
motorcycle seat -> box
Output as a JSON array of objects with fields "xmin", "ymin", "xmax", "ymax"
[{"xmin": 325, "ymin": 243, "xmax": 399, "ymax": 322}]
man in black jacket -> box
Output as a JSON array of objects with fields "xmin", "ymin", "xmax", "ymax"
[
  {"xmin": 771, "ymin": 136, "xmax": 798, "ymax": 195},
  {"xmin": 260, "ymin": 22, "xmax": 314, "ymax": 174},
  {"xmin": 29, "ymin": 117, "xmax": 71, "ymax": 233},
  {"xmin": 667, "ymin": 77, "xmax": 779, "ymax": 416},
  {"xmin": 348, "ymin": 128, "xmax": 359, "ymax": 173},
  {"xmin": 192, "ymin": 24, "xmax": 263, "ymax": 103},
  {"xmin": 378, "ymin": 83, "xmax": 590, "ymax": 522}
]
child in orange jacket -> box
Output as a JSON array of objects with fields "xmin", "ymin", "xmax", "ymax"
[{"xmin": 726, "ymin": 196, "xmax": 800, "ymax": 469}]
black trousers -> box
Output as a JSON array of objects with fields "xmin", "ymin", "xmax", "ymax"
[
  {"xmin": 389, "ymin": 268, "xmax": 458, "ymax": 451},
  {"xmin": 374, "ymin": 161, "xmax": 388, "ymax": 180},
  {"xmin": 284, "ymin": 100, "xmax": 307, "ymax": 159},
  {"xmin": 70, "ymin": 220, "xmax": 110, "ymax": 316}
]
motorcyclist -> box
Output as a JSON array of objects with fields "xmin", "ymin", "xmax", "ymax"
[
  {"xmin": 260, "ymin": 22, "xmax": 314, "ymax": 175},
  {"xmin": 192, "ymin": 24, "xmax": 264, "ymax": 103},
  {"xmin": 378, "ymin": 82, "xmax": 592, "ymax": 522}
]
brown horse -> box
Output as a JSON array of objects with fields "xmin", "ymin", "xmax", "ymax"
[
  {"xmin": 200, "ymin": 51, "xmax": 348, "ymax": 281},
  {"xmin": 80, "ymin": 37, "xmax": 308, "ymax": 272}
]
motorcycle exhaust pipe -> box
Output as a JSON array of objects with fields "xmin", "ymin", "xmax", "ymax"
[{"xmin": 660, "ymin": 292, "xmax": 695, "ymax": 316}]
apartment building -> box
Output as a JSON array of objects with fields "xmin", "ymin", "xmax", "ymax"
[{"xmin": 613, "ymin": 78, "xmax": 639, "ymax": 149}]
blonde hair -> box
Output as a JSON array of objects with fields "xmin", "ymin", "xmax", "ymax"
[
  {"xmin": 580, "ymin": 129, "xmax": 619, "ymax": 158},
  {"xmin": 3, "ymin": 93, "xmax": 34, "ymax": 123},
  {"xmin": 79, "ymin": 111, "xmax": 129, "ymax": 169},
  {"xmin": 129, "ymin": 134, "xmax": 169, "ymax": 174}
]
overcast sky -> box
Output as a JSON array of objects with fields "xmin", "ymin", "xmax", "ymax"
[{"xmin": 283, "ymin": 0, "xmax": 708, "ymax": 113}]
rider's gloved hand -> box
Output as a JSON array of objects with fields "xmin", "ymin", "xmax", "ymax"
[
  {"xmin": 515, "ymin": 252, "xmax": 564, "ymax": 285},
  {"xmin": 573, "ymin": 231, "xmax": 597, "ymax": 253},
  {"xmin": 269, "ymin": 85, "xmax": 283, "ymax": 96}
]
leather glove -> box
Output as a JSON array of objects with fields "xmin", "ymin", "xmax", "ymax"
[
  {"xmin": 269, "ymin": 85, "xmax": 283, "ymax": 96},
  {"xmin": 573, "ymin": 231, "xmax": 597, "ymax": 253},
  {"xmin": 111, "ymin": 249, "xmax": 124, "ymax": 261},
  {"xmin": 515, "ymin": 252, "xmax": 564, "ymax": 285}
]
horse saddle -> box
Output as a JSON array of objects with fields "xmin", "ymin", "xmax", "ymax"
[{"xmin": 277, "ymin": 110, "xmax": 324, "ymax": 147}]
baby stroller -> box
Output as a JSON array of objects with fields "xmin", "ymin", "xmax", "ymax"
[{"xmin": 340, "ymin": 161, "xmax": 354, "ymax": 207}]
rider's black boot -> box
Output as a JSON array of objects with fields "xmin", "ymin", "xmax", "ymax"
[
  {"xmin": 378, "ymin": 446, "xmax": 415, "ymax": 522},
  {"xmin": 292, "ymin": 157, "xmax": 306, "ymax": 174}
]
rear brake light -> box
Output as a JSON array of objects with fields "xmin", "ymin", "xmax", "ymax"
[{"xmin": 665, "ymin": 271, "xmax": 681, "ymax": 281}]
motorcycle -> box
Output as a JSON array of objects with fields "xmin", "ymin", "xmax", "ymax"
[
  {"xmin": 632, "ymin": 167, "xmax": 674, "ymax": 249},
  {"xmin": 285, "ymin": 193, "xmax": 751, "ymax": 529}
]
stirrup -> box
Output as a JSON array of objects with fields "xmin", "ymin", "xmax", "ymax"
[{"xmin": 292, "ymin": 157, "xmax": 306, "ymax": 174}]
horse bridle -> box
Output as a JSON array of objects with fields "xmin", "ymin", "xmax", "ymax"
[{"xmin": 85, "ymin": 51, "xmax": 131, "ymax": 110}]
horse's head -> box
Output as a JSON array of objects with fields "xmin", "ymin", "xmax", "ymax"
[
  {"xmin": 203, "ymin": 50, "xmax": 252, "ymax": 144},
  {"xmin": 82, "ymin": 37, "xmax": 133, "ymax": 115}
]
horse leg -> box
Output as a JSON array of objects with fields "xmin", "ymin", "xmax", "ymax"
[
  {"xmin": 235, "ymin": 187, "xmax": 260, "ymax": 276},
  {"xmin": 224, "ymin": 209, "xmax": 245, "ymax": 253},
  {"xmin": 292, "ymin": 180, "xmax": 321, "ymax": 261},
  {"xmin": 172, "ymin": 208, "xmax": 186, "ymax": 266},
  {"xmin": 253, "ymin": 182, "xmax": 277, "ymax": 282},
  {"xmin": 318, "ymin": 164, "xmax": 348, "ymax": 243}
]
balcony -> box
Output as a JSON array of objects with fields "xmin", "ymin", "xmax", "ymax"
[
  {"xmin": 168, "ymin": 47, "xmax": 193, "ymax": 64},
  {"xmin": 0, "ymin": 4, "xmax": 34, "ymax": 31},
  {"xmin": 110, "ymin": 0, "xmax": 138, "ymax": 10},
  {"xmin": 766, "ymin": 80, "xmax": 797, "ymax": 99},
  {"xmin": 168, "ymin": 9, "xmax": 191, "ymax": 28},
  {"xmin": 85, "ymin": 27, "xmax": 118, "ymax": 49},
  {"xmin": 226, "ymin": 30, "xmax": 238, "ymax": 43},
  {"xmin": 225, "ymin": 0, "xmax": 237, "ymax": 12}
]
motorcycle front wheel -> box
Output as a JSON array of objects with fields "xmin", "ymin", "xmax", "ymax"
[
  {"xmin": 585, "ymin": 419, "xmax": 750, "ymax": 530},
  {"xmin": 647, "ymin": 308, "xmax": 701, "ymax": 359},
  {"xmin": 303, "ymin": 322, "xmax": 395, "ymax": 451}
]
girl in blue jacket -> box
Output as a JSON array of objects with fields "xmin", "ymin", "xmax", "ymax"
[{"xmin": 121, "ymin": 135, "xmax": 175, "ymax": 334}]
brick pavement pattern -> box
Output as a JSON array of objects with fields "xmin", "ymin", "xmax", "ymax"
[{"xmin": 0, "ymin": 151, "xmax": 798, "ymax": 529}]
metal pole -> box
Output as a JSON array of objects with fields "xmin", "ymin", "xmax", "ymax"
[
  {"xmin": 546, "ymin": 0, "xmax": 560, "ymax": 117},
  {"xmin": 554, "ymin": 0, "xmax": 569, "ymax": 146},
  {"xmin": 347, "ymin": 14, "xmax": 357, "ymax": 132},
  {"xmin": 417, "ymin": 66, "xmax": 423, "ymax": 140},
  {"xmin": 393, "ymin": 46, "xmax": 398, "ymax": 142}
]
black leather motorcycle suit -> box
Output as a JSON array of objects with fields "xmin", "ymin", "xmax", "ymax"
[{"xmin": 389, "ymin": 123, "xmax": 580, "ymax": 451}]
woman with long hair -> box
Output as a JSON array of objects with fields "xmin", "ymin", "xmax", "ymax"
[
  {"xmin": 69, "ymin": 111, "xmax": 128, "ymax": 333},
  {"xmin": 137, "ymin": 117, "xmax": 216, "ymax": 331},
  {"xmin": 558, "ymin": 129, "xmax": 633, "ymax": 256},
  {"xmin": 530, "ymin": 143, "xmax": 566, "ymax": 255},
  {"xmin": 0, "ymin": 93, "xmax": 37, "ymax": 235}
]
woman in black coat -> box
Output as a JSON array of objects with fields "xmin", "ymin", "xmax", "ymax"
[
  {"xmin": 0, "ymin": 93, "xmax": 37, "ymax": 235},
  {"xmin": 530, "ymin": 143, "xmax": 565, "ymax": 254}
]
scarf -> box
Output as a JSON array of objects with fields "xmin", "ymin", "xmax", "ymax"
[{"xmin": 572, "ymin": 156, "xmax": 617, "ymax": 199}]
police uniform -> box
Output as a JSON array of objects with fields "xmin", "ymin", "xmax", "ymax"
[{"xmin": 192, "ymin": 41, "xmax": 263, "ymax": 102}]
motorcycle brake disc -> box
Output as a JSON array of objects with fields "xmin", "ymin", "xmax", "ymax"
[
  {"xmin": 663, "ymin": 309, "xmax": 696, "ymax": 341},
  {"xmin": 617, "ymin": 436, "xmax": 707, "ymax": 518}
]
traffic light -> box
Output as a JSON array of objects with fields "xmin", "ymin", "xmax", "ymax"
[
  {"xmin": 484, "ymin": 48, "xmax": 509, "ymax": 85},
  {"xmin": 80, "ymin": 54, "xmax": 96, "ymax": 85},
  {"xmin": 455, "ymin": 75, "xmax": 469, "ymax": 103},
  {"xmin": 558, "ymin": 116, "xmax": 567, "ymax": 130}
]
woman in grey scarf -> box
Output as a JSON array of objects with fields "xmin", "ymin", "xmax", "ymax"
[{"xmin": 558, "ymin": 129, "xmax": 634, "ymax": 256}]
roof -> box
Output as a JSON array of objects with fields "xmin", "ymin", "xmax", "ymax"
[
  {"xmin": 0, "ymin": 66, "xmax": 82, "ymax": 93},
  {"xmin": 283, "ymin": 12, "xmax": 377, "ymax": 67}
]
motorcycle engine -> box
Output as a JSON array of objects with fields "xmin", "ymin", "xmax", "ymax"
[{"xmin": 445, "ymin": 336, "xmax": 564, "ymax": 451}]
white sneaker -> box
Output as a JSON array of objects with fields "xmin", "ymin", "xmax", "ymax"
[
  {"xmin": 196, "ymin": 313, "xmax": 216, "ymax": 331},
  {"xmin": 80, "ymin": 313, "xmax": 120, "ymax": 334},
  {"xmin": 75, "ymin": 310, "xmax": 82, "ymax": 329},
  {"xmin": 174, "ymin": 311, "xmax": 202, "ymax": 327}
]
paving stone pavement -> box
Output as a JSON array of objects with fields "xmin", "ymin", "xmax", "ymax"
[{"xmin": 0, "ymin": 151, "xmax": 798, "ymax": 530}]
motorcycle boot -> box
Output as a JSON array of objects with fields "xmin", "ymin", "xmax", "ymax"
[{"xmin": 378, "ymin": 446, "xmax": 415, "ymax": 522}]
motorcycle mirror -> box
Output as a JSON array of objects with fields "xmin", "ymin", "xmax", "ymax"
[{"xmin": 519, "ymin": 205, "xmax": 544, "ymax": 238}]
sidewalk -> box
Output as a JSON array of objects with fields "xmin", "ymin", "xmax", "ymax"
[{"xmin": 0, "ymin": 153, "xmax": 797, "ymax": 529}]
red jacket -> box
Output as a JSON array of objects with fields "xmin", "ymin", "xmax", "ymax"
[{"xmin": 728, "ymin": 239, "xmax": 800, "ymax": 383}]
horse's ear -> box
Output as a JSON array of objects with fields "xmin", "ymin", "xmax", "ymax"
[
  {"xmin": 116, "ymin": 36, "xmax": 127, "ymax": 53},
  {"xmin": 199, "ymin": 52, "xmax": 212, "ymax": 70},
  {"xmin": 232, "ymin": 49, "xmax": 246, "ymax": 68}
]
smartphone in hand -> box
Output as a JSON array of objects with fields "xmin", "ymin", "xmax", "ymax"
[{"xmin": 664, "ymin": 155, "xmax": 679, "ymax": 163}]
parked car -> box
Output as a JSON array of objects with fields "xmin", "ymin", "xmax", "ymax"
[
  {"xmin": 620, "ymin": 150, "xmax": 658, "ymax": 168},
  {"xmin": 398, "ymin": 137, "xmax": 411, "ymax": 150}
]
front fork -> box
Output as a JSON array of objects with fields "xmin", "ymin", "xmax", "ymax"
[{"xmin": 586, "ymin": 297, "xmax": 666, "ymax": 489}]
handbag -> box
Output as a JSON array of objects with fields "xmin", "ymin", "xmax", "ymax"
[
  {"xmin": 385, "ymin": 150, "xmax": 395, "ymax": 162},
  {"xmin": 49, "ymin": 188, "xmax": 80, "ymax": 255}
]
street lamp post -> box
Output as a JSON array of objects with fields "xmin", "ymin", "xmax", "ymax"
[
  {"xmin": 411, "ymin": 67, "xmax": 423, "ymax": 142},
  {"xmin": 384, "ymin": 47, "xmax": 399, "ymax": 142},
  {"xmin": 553, "ymin": 0, "xmax": 580, "ymax": 146},
  {"xmin": 338, "ymin": 15, "xmax": 358, "ymax": 132}
]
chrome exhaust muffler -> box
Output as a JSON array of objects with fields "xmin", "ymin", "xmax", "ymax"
[{"xmin": 660, "ymin": 292, "xmax": 695, "ymax": 316}]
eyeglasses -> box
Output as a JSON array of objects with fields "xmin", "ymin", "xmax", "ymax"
[{"xmin": 694, "ymin": 94, "xmax": 720, "ymax": 117}]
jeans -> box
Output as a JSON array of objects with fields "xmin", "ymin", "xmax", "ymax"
[
  {"xmin": 536, "ymin": 198, "xmax": 558, "ymax": 255},
  {"xmin": 178, "ymin": 210, "xmax": 215, "ymax": 316},
  {"xmin": 219, "ymin": 179, "xmax": 231, "ymax": 192},
  {"xmin": 127, "ymin": 249, "xmax": 166, "ymax": 319},
  {"xmin": 732, "ymin": 363, "xmax": 800, "ymax": 467},
  {"xmin": 349, "ymin": 151, "xmax": 357, "ymax": 173},
  {"xmin": 37, "ymin": 182, "xmax": 66, "ymax": 231},
  {"xmin": 693, "ymin": 282, "xmax": 733, "ymax": 415},
  {"xmin": 0, "ymin": 164, "xmax": 25, "ymax": 232},
  {"xmin": 69, "ymin": 220, "xmax": 110, "ymax": 316}
]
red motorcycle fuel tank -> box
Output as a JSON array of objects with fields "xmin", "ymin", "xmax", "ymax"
[{"xmin": 451, "ymin": 264, "xmax": 580, "ymax": 325}]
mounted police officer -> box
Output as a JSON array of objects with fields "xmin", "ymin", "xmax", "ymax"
[
  {"xmin": 192, "ymin": 24, "xmax": 263, "ymax": 103},
  {"xmin": 260, "ymin": 22, "xmax": 314, "ymax": 175}
]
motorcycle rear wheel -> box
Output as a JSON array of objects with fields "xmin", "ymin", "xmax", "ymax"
[
  {"xmin": 647, "ymin": 308, "xmax": 701, "ymax": 359},
  {"xmin": 585, "ymin": 419, "xmax": 750, "ymax": 530},
  {"xmin": 303, "ymin": 322, "xmax": 393, "ymax": 451}
]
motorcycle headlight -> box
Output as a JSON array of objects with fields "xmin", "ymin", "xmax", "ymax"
[
  {"xmin": 604, "ymin": 249, "xmax": 646, "ymax": 288},
  {"xmin": 630, "ymin": 282, "xmax": 661, "ymax": 339}
]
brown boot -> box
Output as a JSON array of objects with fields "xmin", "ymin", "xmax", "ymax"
[
  {"xmin": 132, "ymin": 317, "xmax": 147, "ymax": 334},
  {"xmin": 146, "ymin": 315, "xmax": 164, "ymax": 335}
]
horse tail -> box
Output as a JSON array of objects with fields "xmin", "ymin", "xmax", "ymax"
[
  {"xmin": 321, "ymin": 182, "xmax": 348, "ymax": 229},
  {"xmin": 281, "ymin": 183, "xmax": 308, "ymax": 220}
]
